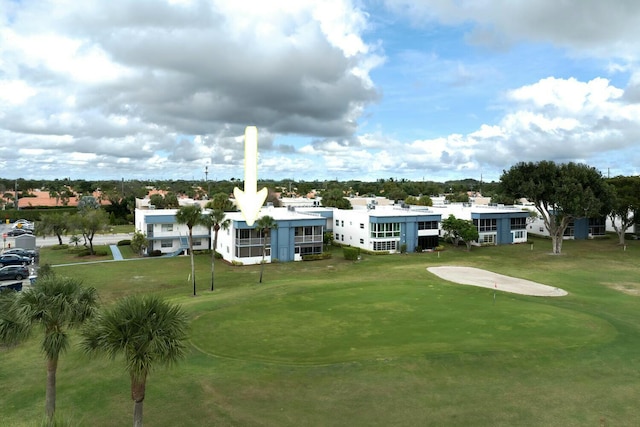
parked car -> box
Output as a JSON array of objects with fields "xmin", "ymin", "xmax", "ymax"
[
  {"xmin": 0, "ymin": 282, "xmax": 23, "ymax": 292},
  {"xmin": 2, "ymin": 248, "xmax": 38, "ymax": 261},
  {"xmin": 0, "ymin": 254, "xmax": 30, "ymax": 267},
  {"xmin": 7, "ymin": 228, "xmax": 33, "ymax": 237},
  {"xmin": 0, "ymin": 265, "xmax": 30, "ymax": 281},
  {"xmin": 11, "ymin": 219, "xmax": 34, "ymax": 230}
]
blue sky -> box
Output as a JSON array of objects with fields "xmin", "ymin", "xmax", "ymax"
[{"xmin": 1, "ymin": 0, "xmax": 639, "ymax": 184}]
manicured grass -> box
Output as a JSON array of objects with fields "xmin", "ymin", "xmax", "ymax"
[{"xmin": 3, "ymin": 237, "xmax": 640, "ymax": 426}]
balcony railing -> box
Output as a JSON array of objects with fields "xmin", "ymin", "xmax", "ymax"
[
  {"xmin": 294, "ymin": 235, "xmax": 322, "ymax": 243},
  {"xmin": 236, "ymin": 237, "xmax": 269, "ymax": 246}
]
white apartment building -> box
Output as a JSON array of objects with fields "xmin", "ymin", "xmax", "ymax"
[
  {"xmin": 430, "ymin": 203, "xmax": 530, "ymax": 245},
  {"xmin": 134, "ymin": 208, "xmax": 211, "ymax": 255},
  {"xmin": 214, "ymin": 206, "xmax": 327, "ymax": 265},
  {"xmin": 332, "ymin": 205, "xmax": 441, "ymax": 253}
]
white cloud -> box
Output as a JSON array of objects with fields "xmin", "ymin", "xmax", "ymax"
[
  {"xmin": 382, "ymin": 0, "xmax": 640, "ymax": 60},
  {"xmin": 0, "ymin": 0, "xmax": 380, "ymax": 179}
]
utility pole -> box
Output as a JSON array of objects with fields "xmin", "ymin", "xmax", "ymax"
[
  {"xmin": 14, "ymin": 181, "xmax": 18, "ymax": 210},
  {"xmin": 205, "ymin": 165, "xmax": 210, "ymax": 197}
]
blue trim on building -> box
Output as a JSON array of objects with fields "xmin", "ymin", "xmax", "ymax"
[
  {"xmin": 471, "ymin": 211, "xmax": 529, "ymax": 244},
  {"xmin": 369, "ymin": 213, "xmax": 441, "ymax": 252},
  {"xmin": 233, "ymin": 217, "xmax": 326, "ymax": 262},
  {"xmin": 145, "ymin": 214, "xmax": 177, "ymax": 224}
]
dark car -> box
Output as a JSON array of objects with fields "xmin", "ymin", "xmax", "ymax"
[
  {"xmin": 0, "ymin": 265, "xmax": 30, "ymax": 281},
  {"xmin": 0, "ymin": 254, "xmax": 30, "ymax": 267},
  {"xmin": 7, "ymin": 228, "xmax": 33, "ymax": 237},
  {"xmin": 2, "ymin": 248, "xmax": 38, "ymax": 261}
]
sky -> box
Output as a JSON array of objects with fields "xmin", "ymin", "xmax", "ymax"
[{"xmin": 1, "ymin": 0, "xmax": 640, "ymax": 184}]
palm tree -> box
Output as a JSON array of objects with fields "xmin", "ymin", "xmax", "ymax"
[
  {"xmin": 0, "ymin": 276, "xmax": 98, "ymax": 422},
  {"xmin": 81, "ymin": 295, "xmax": 189, "ymax": 427},
  {"xmin": 202, "ymin": 206, "xmax": 230, "ymax": 291},
  {"xmin": 254, "ymin": 215, "xmax": 278, "ymax": 283},
  {"xmin": 175, "ymin": 204, "xmax": 203, "ymax": 296}
]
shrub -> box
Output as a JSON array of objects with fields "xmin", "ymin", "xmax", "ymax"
[
  {"xmin": 76, "ymin": 249, "xmax": 91, "ymax": 257},
  {"xmin": 94, "ymin": 248, "xmax": 109, "ymax": 256},
  {"xmin": 51, "ymin": 244, "xmax": 69, "ymax": 251},
  {"xmin": 37, "ymin": 263, "xmax": 55, "ymax": 279},
  {"xmin": 231, "ymin": 260, "xmax": 243, "ymax": 266},
  {"xmin": 302, "ymin": 253, "xmax": 332, "ymax": 261},
  {"xmin": 117, "ymin": 239, "xmax": 131, "ymax": 246},
  {"xmin": 343, "ymin": 246, "xmax": 360, "ymax": 260},
  {"xmin": 150, "ymin": 250, "xmax": 163, "ymax": 257}
]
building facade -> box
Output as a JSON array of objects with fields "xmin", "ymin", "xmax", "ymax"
[
  {"xmin": 431, "ymin": 203, "xmax": 530, "ymax": 245},
  {"xmin": 215, "ymin": 206, "xmax": 327, "ymax": 265},
  {"xmin": 134, "ymin": 208, "xmax": 211, "ymax": 255},
  {"xmin": 332, "ymin": 206, "xmax": 441, "ymax": 253}
]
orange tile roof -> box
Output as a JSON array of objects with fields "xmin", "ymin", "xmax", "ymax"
[{"xmin": 15, "ymin": 190, "xmax": 110, "ymax": 208}]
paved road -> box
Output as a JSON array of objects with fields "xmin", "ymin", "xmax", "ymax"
[{"xmin": 0, "ymin": 223, "xmax": 132, "ymax": 249}]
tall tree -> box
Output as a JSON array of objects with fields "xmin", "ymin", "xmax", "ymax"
[
  {"xmin": 202, "ymin": 206, "xmax": 230, "ymax": 291},
  {"xmin": 81, "ymin": 295, "xmax": 188, "ymax": 427},
  {"xmin": 0, "ymin": 277, "xmax": 98, "ymax": 422},
  {"xmin": 130, "ymin": 230, "xmax": 149, "ymax": 256},
  {"xmin": 607, "ymin": 176, "xmax": 640, "ymax": 245},
  {"xmin": 254, "ymin": 215, "xmax": 278, "ymax": 283},
  {"xmin": 441, "ymin": 215, "xmax": 479, "ymax": 250},
  {"xmin": 209, "ymin": 193, "xmax": 236, "ymax": 211},
  {"xmin": 501, "ymin": 161, "xmax": 610, "ymax": 254},
  {"xmin": 38, "ymin": 212, "xmax": 70, "ymax": 245},
  {"xmin": 71, "ymin": 209, "xmax": 109, "ymax": 255},
  {"xmin": 320, "ymin": 188, "xmax": 352, "ymax": 209},
  {"xmin": 175, "ymin": 204, "xmax": 203, "ymax": 296}
]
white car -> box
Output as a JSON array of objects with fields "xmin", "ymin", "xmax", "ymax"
[{"xmin": 11, "ymin": 219, "xmax": 34, "ymax": 230}]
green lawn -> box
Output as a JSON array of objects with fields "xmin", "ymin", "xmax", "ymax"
[{"xmin": 3, "ymin": 237, "xmax": 640, "ymax": 426}]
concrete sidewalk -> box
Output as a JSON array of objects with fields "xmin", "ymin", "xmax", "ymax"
[{"xmin": 109, "ymin": 245, "xmax": 124, "ymax": 260}]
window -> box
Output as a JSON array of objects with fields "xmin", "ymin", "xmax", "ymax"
[
  {"xmin": 473, "ymin": 218, "xmax": 497, "ymax": 232},
  {"xmin": 235, "ymin": 246, "xmax": 266, "ymax": 257},
  {"xmin": 335, "ymin": 219, "xmax": 339, "ymax": 226},
  {"xmin": 360, "ymin": 223, "xmax": 364, "ymax": 229},
  {"xmin": 237, "ymin": 229, "xmax": 251, "ymax": 239},
  {"xmin": 514, "ymin": 230, "xmax": 524, "ymax": 239},
  {"xmin": 161, "ymin": 224, "xmax": 173, "ymax": 232},
  {"xmin": 335, "ymin": 233, "xmax": 340, "ymax": 240},
  {"xmin": 341, "ymin": 220, "xmax": 344, "ymax": 227},
  {"xmin": 417, "ymin": 221, "xmax": 438, "ymax": 230},
  {"xmin": 370, "ymin": 222, "xmax": 400, "ymax": 238},
  {"xmin": 300, "ymin": 246, "xmax": 322, "ymax": 255},
  {"xmin": 193, "ymin": 239, "xmax": 202, "ymax": 247},
  {"xmin": 510, "ymin": 217, "xmax": 527, "ymax": 230},
  {"xmin": 360, "ymin": 238, "xmax": 364, "ymax": 244},
  {"xmin": 482, "ymin": 234, "xmax": 495, "ymax": 244},
  {"xmin": 161, "ymin": 240, "xmax": 172, "ymax": 248},
  {"xmin": 589, "ymin": 217, "xmax": 606, "ymax": 236},
  {"xmin": 341, "ymin": 235, "xmax": 344, "ymax": 241},
  {"xmin": 373, "ymin": 240, "xmax": 397, "ymax": 251}
]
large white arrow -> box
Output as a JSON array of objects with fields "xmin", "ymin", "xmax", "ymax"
[{"xmin": 233, "ymin": 126, "xmax": 268, "ymax": 226}]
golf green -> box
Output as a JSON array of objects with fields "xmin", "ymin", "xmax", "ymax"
[{"xmin": 190, "ymin": 282, "xmax": 615, "ymax": 364}]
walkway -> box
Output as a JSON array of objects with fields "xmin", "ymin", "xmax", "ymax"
[{"xmin": 109, "ymin": 244, "xmax": 124, "ymax": 261}]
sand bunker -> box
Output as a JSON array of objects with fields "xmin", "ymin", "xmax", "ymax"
[{"xmin": 427, "ymin": 266, "xmax": 567, "ymax": 297}]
